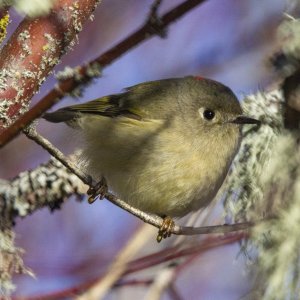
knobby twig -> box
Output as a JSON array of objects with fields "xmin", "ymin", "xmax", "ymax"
[
  {"xmin": 0, "ymin": 0, "xmax": 207, "ymax": 148},
  {"xmin": 147, "ymin": 0, "xmax": 167, "ymax": 38},
  {"xmin": 149, "ymin": 0, "xmax": 163, "ymax": 17},
  {"xmin": 24, "ymin": 127, "xmax": 258, "ymax": 237}
]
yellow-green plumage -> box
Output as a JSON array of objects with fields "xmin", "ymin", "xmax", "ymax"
[{"xmin": 44, "ymin": 76, "xmax": 258, "ymax": 217}]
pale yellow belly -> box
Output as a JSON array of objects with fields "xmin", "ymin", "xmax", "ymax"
[{"xmin": 79, "ymin": 115, "xmax": 238, "ymax": 217}]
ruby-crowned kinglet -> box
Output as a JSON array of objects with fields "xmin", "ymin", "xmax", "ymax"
[{"xmin": 44, "ymin": 76, "xmax": 259, "ymax": 223}]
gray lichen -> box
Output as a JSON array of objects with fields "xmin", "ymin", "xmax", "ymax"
[
  {"xmin": 0, "ymin": 99, "xmax": 10, "ymax": 125},
  {"xmin": 0, "ymin": 0, "xmax": 57, "ymax": 18},
  {"xmin": 223, "ymin": 88, "xmax": 300, "ymax": 299},
  {"xmin": 0, "ymin": 157, "xmax": 86, "ymax": 296},
  {"xmin": 1, "ymin": 157, "xmax": 86, "ymax": 219},
  {"xmin": 273, "ymin": 15, "xmax": 300, "ymax": 76},
  {"xmin": 224, "ymin": 89, "xmax": 284, "ymax": 222},
  {"xmin": 0, "ymin": 226, "xmax": 33, "ymax": 297},
  {"xmin": 55, "ymin": 62, "xmax": 102, "ymax": 98},
  {"xmin": 253, "ymin": 132, "xmax": 300, "ymax": 300}
]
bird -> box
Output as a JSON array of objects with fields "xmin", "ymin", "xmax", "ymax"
[{"xmin": 44, "ymin": 76, "xmax": 260, "ymax": 241}]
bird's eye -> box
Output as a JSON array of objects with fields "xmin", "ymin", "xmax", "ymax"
[{"xmin": 203, "ymin": 109, "xmax": 215, "ymax": 120}]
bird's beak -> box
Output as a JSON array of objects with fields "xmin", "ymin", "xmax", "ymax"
[{"xmin": 230, "ymin": 116, "xmax": 261, "ymax": 125}]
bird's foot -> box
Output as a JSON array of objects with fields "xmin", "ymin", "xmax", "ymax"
[
  {"xmin": 87, "ymin": 177, "xmax": 108, "ymax": 203},
  {"xmin": 157, "ymin": 216, "xmax": 175, "ymax": 243}
]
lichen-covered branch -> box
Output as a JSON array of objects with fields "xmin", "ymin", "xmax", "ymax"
[
  {"xmin": 224, "ymin": 89, "xmax": 284, "ymax": 222},
  {"xmin": 0, "ymin": 9, "xmax": 9, "ymax": 44},
  {"xmin": 0, "ymin": 157, "xmax": 86, "ymax": 221},
  {"xmin": 0, "ymin": 0, "xmax": 100, "ymax": 131},
  {"xmin": 254, "ymin": 133, "xmax": 300, "ymax": 299},
  {"xmin": 0, "ymin": 157, "xmax": 86, "ymax": 296},
  {"xmin": 222, "ymin": 78, "xmax": 300, "ymax": 298},
  {"xmin": 0, "ymin": 228, "xmax": 33, "ymax": 297}
]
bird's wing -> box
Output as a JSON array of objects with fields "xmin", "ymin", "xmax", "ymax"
[
  {"xmin": 43, "ymin": 93, "xmax": 143, "ymax": 123},
  {"xmin": 43, "ymin": 78, "xmax": 176, "ymax": 123}
]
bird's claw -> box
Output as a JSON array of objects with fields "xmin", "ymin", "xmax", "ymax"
[
  {"xmin": 87, "ymin": 177, "xmax": 108, "ymax": 203},
  {"xmin": 157, "ymin": 216, "xmax": 175, "ymax": 243}
]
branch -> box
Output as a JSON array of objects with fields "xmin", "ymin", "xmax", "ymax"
[
  {"xmin": 23, "ymin": 127, "xmax": 257, "ymax": 237},
  {"xmin": 0, "ymin": 0, "xmax": 100, "ymax": 148},
  {"xmin": 0, "ymin": 0, "xmax": 207, "ymax": 148},
  {"xmin": 106, "ymin": 192, "xmax": 255, "ymax": 236},
  {"xmin": 0, "ymin": 156, "xmax": 86, "ymax": 220},
  {"xmin": 24, "ymin": 127, "xmax": 93, "ymax": 185}
]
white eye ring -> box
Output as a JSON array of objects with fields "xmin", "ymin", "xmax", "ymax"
[{"xmin": 199, "ymin": 108, "xmax": 215, "ymax": 121}]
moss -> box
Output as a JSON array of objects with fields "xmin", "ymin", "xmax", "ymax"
[{"xmin": 0, "ymin": 13, "xmax": 9, "ymax": 44}]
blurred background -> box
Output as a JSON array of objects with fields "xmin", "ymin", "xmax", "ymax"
[{"xmin": 0, "ymin": 0, "xmax": 288, "ymax": 299}]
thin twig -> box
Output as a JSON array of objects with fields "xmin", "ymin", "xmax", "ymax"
[
  {"xmin": 24, "ymin": 127, "xmax": 257, "ymax": 237},
  {"xmin": 23, "ymin": 127, "xmax": 93, "ymax": 186},
  {"xmin": 0, "ymin": 0, "xmax": 207, "ymax": 148},
  {"xmin": 106, "ymin": 192, "xmax": 256, "ymax": 235},
  {"xmin": 114, "ymin": 278, "xmax": 153, "ymax": 288}
]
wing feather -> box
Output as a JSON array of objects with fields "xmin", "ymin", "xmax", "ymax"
[{"xmin": 43, "ymin": 94, "xmax": 142, "ymax": 123}]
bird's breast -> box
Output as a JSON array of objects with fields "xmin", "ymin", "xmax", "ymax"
[{"xmin": 80, "ymin": 115, "xmax": 241, "ymax": 217}]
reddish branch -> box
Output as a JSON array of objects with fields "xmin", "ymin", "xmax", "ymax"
[
  {"xmin": 0, "ymin": 0, "xmax": 99, "ymax": 131},
  {"xmin": 0, "ymin": 0, "xmax": 207, "ymax": 148},
  {"xmin": 13, "ymin": 233, "xmax": 245, "ymax": 300}
]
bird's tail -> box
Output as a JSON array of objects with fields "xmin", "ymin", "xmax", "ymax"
[{"xmin": 43, "ymin": 109, "xmax": 79, "ymax": 123}]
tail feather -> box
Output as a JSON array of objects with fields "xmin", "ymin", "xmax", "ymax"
[{"xmin": 43, "ymin": 109, "xmax": 79, "ymax": 123}]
